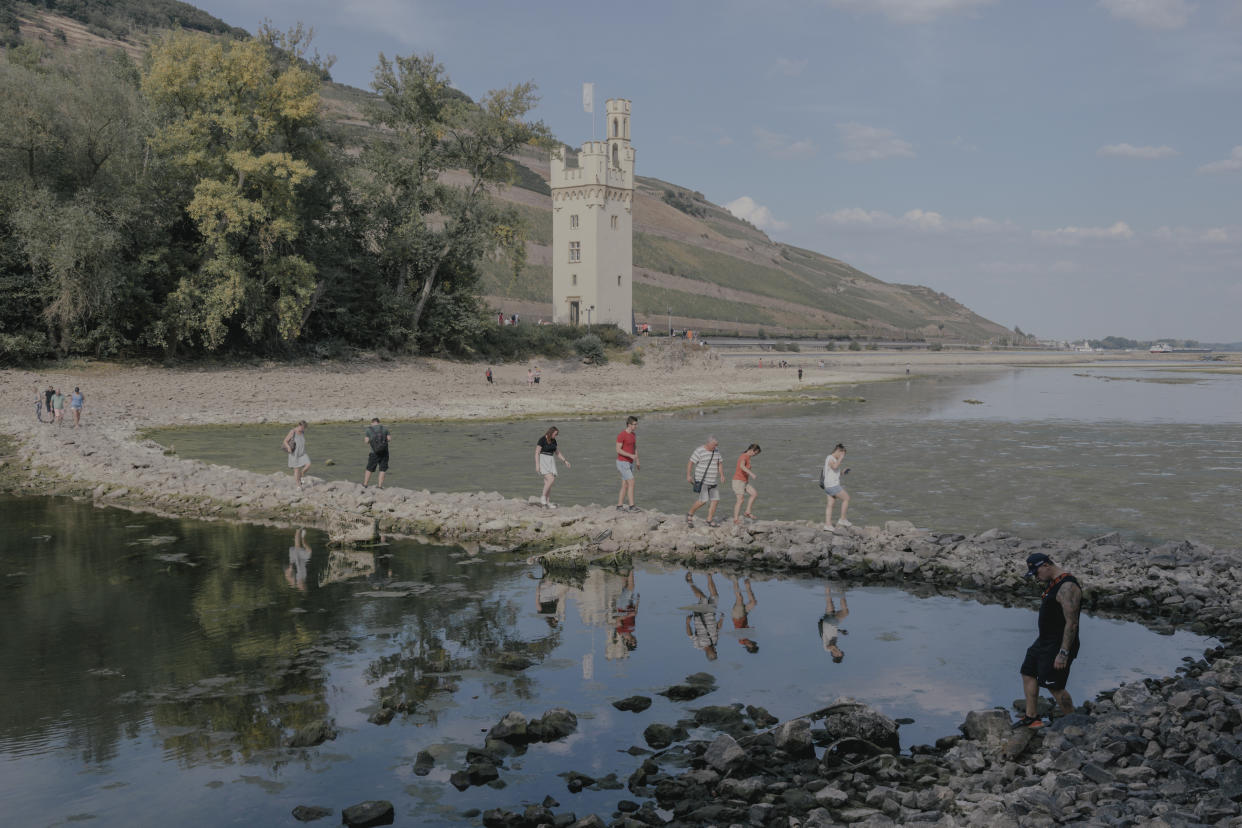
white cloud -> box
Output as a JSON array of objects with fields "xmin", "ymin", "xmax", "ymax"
[
  {"xmin": 1153, "ymin": 225, "xmax": 1235, "ymax": 243},
  {"xmin": 726, "ymin": 196, "xmax": 790, "ymax": 232},
  {"xmin": 836, "ymin": 122, "xmax": 915, "ymax": 162},
  {"xmin": 1099, "ymin": 0, "xmax": 1194, "ymax": 30},
  {"xmin": 817, "ymin": 207, "xmax": 1010, "ymax": 233},
  {"xmin": 1033, "ymin": 221, "xmax": 1135, "ymax": 242},
  {"xmin": 771, "ymin": 57, "xmax": 808, "ymax": 77},
  {"xmin": 950, "ymin": 135, "xmax": 979, "ymax": 152},
  {"xmin": 827, "ymin": 0, "xmax": 995, "ymax": 24},
  {"xmin": 754, "ymin": 127, "xmax": 817, "ymax": 159},
  {"xmin": 717, "ymin": 135, "xmax": 735, "ymax": 146},
  {"xmin": 1197, "ymin": 146, "xmax": 1242, "ymax": 174},
  {"xmin": 1097, "ymin": 143, "xmax": 1179, "ymax": 159}
]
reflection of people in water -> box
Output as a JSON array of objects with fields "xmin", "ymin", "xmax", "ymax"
[
  {"xmin": 730, "ymin": 574, "xmax": 759, "ymax": 653},
  {"xmin": 818, "ymin": 584, "xmax": 849, "ymax": 662},
  {"xmin": 535, "ymin": 576, "xmax": 569, "ymax": 628},
  {"xmin": 285, "ymin": 528, "xmax": 312, "ymax": 591},
  {"xmin": 607, "ymin": 570, "xmax": 640, "ymax": 659},
  {"xmin": 685, "ymin": 571, "xmax": 723, "ymax": 661}
]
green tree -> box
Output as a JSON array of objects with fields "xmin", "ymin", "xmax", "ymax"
[
  {"xmin": 0, "ymin": 45, "xmax": 154, "ymax": 356},
  {"xmin": 358, "ymin": 53, "xmax": 551, "ymax": 351},
  {"xmin": 142, "ymin": 29, "xmax": 326, "ymax": 352}
]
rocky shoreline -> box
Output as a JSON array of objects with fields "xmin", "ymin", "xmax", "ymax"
[{"xmin": 7, "ymin": 420, "xmax": 1242, "ymax": 826}]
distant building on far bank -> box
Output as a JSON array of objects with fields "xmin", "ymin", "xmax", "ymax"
[{"xmin": 549, "ymin": 98, "xmax": 634, "ymax": 328}]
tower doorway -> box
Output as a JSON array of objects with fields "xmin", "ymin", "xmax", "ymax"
[{"xmin": 569, "ymin": 300, "xmax": 580, "ymax": 327}]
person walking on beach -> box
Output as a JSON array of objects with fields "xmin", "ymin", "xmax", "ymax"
[
  {"xmin": 615, "ymin": 416, "xmax": 640, "ymax": 512},
  {"xmin": 535, "ymin": 425, "xmax": 570, "ymax": 508},
  {"xmin": 363, "ymin": 418, "xmax": 390, "ymax": 488},
  {"xmin": 486, "ymin": 366, "xmax": 494, "ymax": 385},
  {"xmin": 686, "ymin": 436, "xmax": 724, "ymax": 527},
  {"xmin": 43, "ymin": 385, "xmax": 54, "ymax": 423},
  {"xmin": 282, "ymin": 421, "xmax": 311, "ymax": 487},
  {"xmin": 818, "ymin": 584, "xmax": 849, "ymax": 663},
  {"xmin": 533, "ymin": 366, "xmax": 541, "ymax": 385},
  {"xmin": 822, "ymin": 443, "xmax": 851, "ymax": 530},
  {"xmin": 684, "ymin": 571, "xmax": 723, "ymax": 661},
  {"xmin": 70, "ymin": 387, "xmax": 85, "ymax": 427},
  {"xmin": 51, "ymin": 388, "xmax": 65, "ymax": 426},
  {"xmin": 35, "ymin": 386, "xmax": 45, "ymax": 423},
  {"xmin": 798, "ymin": 367, "xmax": 803, "ymax": 381},
  {"xmin": 1015, "ymin": 553, "xmax": 1082, "ymax": 728},
  {"xmin": 731, "ymin": 443, "xmax": 761, "ymax": 526},
  {"xmin": 527, "ymin": 368, "xmax": 534, "ymax": 387}
]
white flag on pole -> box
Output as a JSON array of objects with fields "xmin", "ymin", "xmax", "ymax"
[{"xmin": 582, "ymin": 82, "xmax": 595, "ymax": 113}]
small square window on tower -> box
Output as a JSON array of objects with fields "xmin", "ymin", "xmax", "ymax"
[
  {"xmin": 570, "ymin": 214, "xmax": 579, "ymax": 228},
  {"xmin": 610, "ymin": 215, "xmax": 618, "ymax": 230},
  {"xmin": 617, "ymin": 274, "xmax": 622, "ymax": 286},
  {"xmin": 568, "ymin": 241, "xmax": 581, "ymax": 262}
]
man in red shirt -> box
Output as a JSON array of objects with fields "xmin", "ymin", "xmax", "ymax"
[{"xmin": 615, "ymin": 415, "xmax": 640, "ymax": 512}]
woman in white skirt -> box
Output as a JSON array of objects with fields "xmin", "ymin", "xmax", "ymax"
[
  {"xmin": 283, "ymin": 420, "xmax": 311, "ymax": 487},
  {"xmin": 534, "ymin": 425, "xmax": 570, "ymax": 508}
]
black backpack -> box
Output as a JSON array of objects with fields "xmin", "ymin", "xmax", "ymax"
[{"xmin": 368, "ymin": 427, "xmax": 388, "ymax": 453}]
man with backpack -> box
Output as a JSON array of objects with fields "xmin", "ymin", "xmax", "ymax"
[{"xmin": 363, "ymin": 417, "xmax": 391, "ymax": 488}]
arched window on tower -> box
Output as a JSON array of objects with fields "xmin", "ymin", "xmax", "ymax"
[
  {"xmin": 612, "ymin": 143, "xmax": 619, "ymax": 167},
  {"xmin": 613, "ymin": 117, "xmax": 619, "ymax": 137}
]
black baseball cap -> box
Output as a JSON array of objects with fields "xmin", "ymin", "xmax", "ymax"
[{"xmin": 1024, "ymin": 552, "xmax": 1054, "ymax": 578}]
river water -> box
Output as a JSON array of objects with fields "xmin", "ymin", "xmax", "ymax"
[
  {"xmin": 149, "ymin": 364, "xmax": 1242, "ymax": 547},
  {"xmin": 0, "ymin": 494, "xmax": 1217, "ymax": 826}
]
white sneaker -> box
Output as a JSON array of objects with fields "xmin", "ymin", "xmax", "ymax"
[
  {"xmin": 546, "ymin": 502, "xmax": 557, "ymax": 509},
  {"xmin": 824, "ymin": 523, "xmax": 834, "ymax": 531},
  {"xmin": 837, "ymin": 519, "xmax": 853, "ymax": 528}
]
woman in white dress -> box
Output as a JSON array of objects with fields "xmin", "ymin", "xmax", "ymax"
[{"xmin": 283, "ymin": 420, "xmax": 311, "ymax": 487}]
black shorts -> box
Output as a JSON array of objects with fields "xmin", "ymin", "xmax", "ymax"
[
  {"xmin": 1020, "ymin": 641, "xmax": 1075, "ymax": 691},
  {"xmin": 366, "ymin": 451, "xmax": 389, "ymax": 472}
]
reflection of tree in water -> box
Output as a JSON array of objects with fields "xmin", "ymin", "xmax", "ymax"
[
  {"xmin": 0, "ymin": 501, "xmax": 337, "ymax": 767},
  {"xmin": 1, "ymin": 499, "xmax": 594, "ymax": 769},
  {"xmin": 359, "ymin": 552, "xmax": 566, "ymax": 717}
]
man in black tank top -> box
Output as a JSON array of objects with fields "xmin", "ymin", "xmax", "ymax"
[{"xmin": 1015, "ymin": 552, "xmax": 1082, "ymax": 728}]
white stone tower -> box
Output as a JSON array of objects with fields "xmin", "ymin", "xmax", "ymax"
[{"xmin": 549, "ymin": 98, "xmax": 634, "ymax": 328}]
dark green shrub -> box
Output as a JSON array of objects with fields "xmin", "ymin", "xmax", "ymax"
[
  {"xmin": 847, "ymin": 340, "xmax": 862, "ymax": 351},
  {"xmin": 575, "ymin": 333, "xmax": 606, "ymax": 364}
]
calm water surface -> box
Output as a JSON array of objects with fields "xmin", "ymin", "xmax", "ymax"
[
  {"xmin": 0, "ymin": 495, "xmax": 1216, "ymax": 826},
  {"xmin": 150, "ymin": 366, "xmax": 1242, "ymax": 546}
]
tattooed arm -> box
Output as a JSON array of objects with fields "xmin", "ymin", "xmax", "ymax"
[{"xmin": 1055, "ymin": 582, "xmax": 1082, "ymax": 667}]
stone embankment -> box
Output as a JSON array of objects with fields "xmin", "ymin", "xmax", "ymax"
[
  {"xmin": 9, "ymin": 420, "xmax": 1242, "ymax": 637},
  {"xmin": 10, "ymin": 420, "xmax": 1242, "ymax": 826}
]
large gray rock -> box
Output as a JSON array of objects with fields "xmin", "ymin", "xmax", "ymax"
[
  {"xmin": 488, "ymin": 711, "xmax": 529, "ymax": 744},
  {"xmin": 612, "ymin": 695, "xmax": 652, "ymax": 713},
  {"xmin": 536, "ymin": 707, "xmax": 578, "ymax": 741},
  {"xmin": 775, "ymin": 718, "xmax": 815, "ymax": 758},
  {"xmin": 341, "ymin": 800, "xmax": 394, "ymax": 827},
  {"xmin": 960, "ymin": 709, "xmax": 1013, "ymax": 743},
  {"xmin": 326, "ymin": 511, "xmax": 379, "ymax": 546},
  {"xmin": 287, "ymin": 720, "xmax": 337, "ymax": 748},
  {"xmin": 818, "ymin": 702, "xmax": 900, "ymax": 754},
  {"xmin": 704, "ymin": 733, "xmax": 745, "ymax": 773}
]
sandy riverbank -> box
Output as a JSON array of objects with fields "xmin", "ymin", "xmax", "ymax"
[{"xmin": 1, "ymin": 345, "xmax": 1142, "ymax": 430}]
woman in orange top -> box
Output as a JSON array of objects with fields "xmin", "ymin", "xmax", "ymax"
[{"xmin": 731, "ymin": 443, "xmax": 761, "ymax": 525}]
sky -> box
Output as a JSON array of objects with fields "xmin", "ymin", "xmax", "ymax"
[{"xmin": 191, "ymin": 0, "xmax": 1242, "ymax": 342}]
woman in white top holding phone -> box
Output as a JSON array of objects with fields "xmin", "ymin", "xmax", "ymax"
[{"xmin": 823, "ymin": 443, "xmax": 851, "ymax": 531}]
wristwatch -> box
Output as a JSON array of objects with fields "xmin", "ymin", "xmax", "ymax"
[{"xmin": 1058, "ymin": 649, "xmax": 1069, "ymax": 656}]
